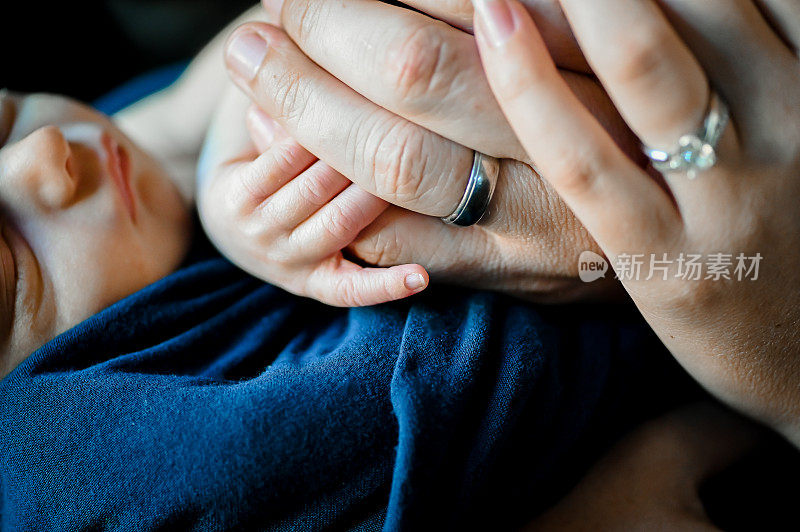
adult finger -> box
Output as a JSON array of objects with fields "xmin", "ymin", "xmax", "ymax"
[
  {"xmin": 400, "ymin": 0, "xmax": 475, "ymax": 31},
  {"xmin": 472, "ymin": 0, "xmax": 679, "ymax": 254},
  {"xmin": 403, "ymin": 0, "xmax": 588, "ymax": 71},
  {"xmin": 657, "ymin": 0, "xmax": 799, "ymax": 157},
  {"xmin": 559, "ymin": 0, "xmax": 792, "ymax": 211},
  {"xmin": 305, "ymin": 257, "xmax": 429, "ymax": 307},
  {"xmin": 280, "ymin": 0, "xmax": 526, "ymax": 160},
  {"xmin": 348, "ymin": 205, "xmax": 619, "ymax": 302},
  {"xmin": 225, "ymin": 22, "xmax": 473, "ymax": 217},
  {"xmin": 558, "ymin": 0, "xmax": 709, "ymax": 152},
  {"xmin": 753, "ymin": 0, "xmax": 800, "ymax": 53}
]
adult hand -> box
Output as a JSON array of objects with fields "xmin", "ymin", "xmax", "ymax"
[
  {"xmin": 473, "ymin": 0, "xmax": 800, "ymax": 442},
  {"xmin": 214, "ymin": 0, "xmax": 644, "ymax": 301}
]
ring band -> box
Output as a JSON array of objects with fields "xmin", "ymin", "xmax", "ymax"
[
  {"xmin": 643, "ymin": 91, "xmax": 730, "ymax": 179},
  {"xmin": 441, "ymin": 151, "xmax": 500, "ymax": 227}
]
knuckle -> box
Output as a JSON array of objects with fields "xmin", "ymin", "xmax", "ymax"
[
  {"xmin": 216, "ymin": 163, "xmax": 261, "ymax": 218},
  {"xmin": 365, "ymin": 121, "xmax": 428, "ymax": 204},
  {"xmin": 297, "ymin": 169, "xmax": 336, "ymax": 208},
  {"xmin": 254, "ymin": 197, "xmax": 286, "ymax": 233},
  {"xmin": 260, "ymin": 237, "xmax": 296, "ymax": 265},
  {"xmin": 270, "ymin": 68, "xmax": 309, "ymax": 123},
  {"xmin": 386, "ymin": 25, "xmax": 450, "ymax": 103},
  {"xmin": 353, "ymin": 228, "xmax": 404, "ymax": 267},
  {"xmin": 320, "ymin": 202, "xmax": 363, "ymax": 242},
  {"xmin": 549, "ymin": 149, "xmax": 606, "ymax": 198},
  {"xmin": 284, "ymin": 0, "xmax": 325, "ymax": 46},
  {"xmin": 236, "ymin": 163, "xmax": 272, "ymax": 205},
  {"xmin": 609, "ymin": 30, "xmax": 673, "ymax": 86},
  {"xmin": 331, "ymin": 276, "xmax": 364, "ymax": 308}
]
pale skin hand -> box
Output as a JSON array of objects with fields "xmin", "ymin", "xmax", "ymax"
[
  {"xmin": 199, "ymin": 92, "xmax": 430, "ymax": 307},
  {"xmin": 472, "ymin": 0, "xmax": 800, "ymax": 445},
  {"xmin": 203, "ymin": 0, "xmax": 647, "ymax": 305},
  {"xmin": 115, "ymin": 6, "xmax": 431, "ymax": 307}
]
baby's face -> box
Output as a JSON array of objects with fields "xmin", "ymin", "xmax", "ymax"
[{"xmin": 0, "ymin": 92, "xmax": 190, "ymax": 377}]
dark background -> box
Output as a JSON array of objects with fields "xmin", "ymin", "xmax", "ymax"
[
  {"xmin": 0, "ymin": 0, "xmax": 255, "ymax": 102},
  {"xmin": 3, "ymin": 2, "xmax": 800, "ymax": 529}
]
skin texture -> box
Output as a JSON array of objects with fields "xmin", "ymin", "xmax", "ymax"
[
  {"xmin": 0, "ymin": 6, "xmax": 271, "ymax": 378},
  {"xmin": 472, "ymin": 0, "xmax": 800, "ymax": 446},
  {"xmin": 526, "ymin": 403, "xmax": 759, "ymax": 530},
  {"xmin": 0, "ymin": 92, "xmax": 190, "ymax": 378},
  {"xmin": 203, "ymin": 0, "xmax": 645, "ymax": 306}
]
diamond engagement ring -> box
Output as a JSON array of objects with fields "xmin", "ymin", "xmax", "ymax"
[
  {"xmin": 441, "ymin": 151, "xmax": 500, "ymax": 227},
  {"xmin": 643, "ymin": 91, "xmax": 730, "ymax": 179}
]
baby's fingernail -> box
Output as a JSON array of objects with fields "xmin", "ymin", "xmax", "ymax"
[
  {"xmin": 247, "ymin": 106, "xmax": 278, "ymax": 146},
  {"xmin": 227, "ymin": 31, "xmax": 269, "ymax": 82},
  {"xmin": 472, "ymin": 0, "xmax": 517, "ymax": 47},
  {"xmin": 404, "ymin": 273, "xmax": 427, "ymax": 292}
]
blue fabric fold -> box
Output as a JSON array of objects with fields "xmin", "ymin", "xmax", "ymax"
[
  {"xmin": 0, "ymin": 69, "xmax": 697, "ymax": 531},
  {"xmin": 0, "ymin": 238, "xmax": 694, "ymax": 530}
]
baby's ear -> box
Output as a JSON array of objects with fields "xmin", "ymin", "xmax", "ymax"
[{"xmin": 246, "ymin": 105, "xmax": 289, "ymax": 152}]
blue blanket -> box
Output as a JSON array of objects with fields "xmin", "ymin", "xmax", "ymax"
[
  {"xmin": 0, "ymin": 70, "xmax": 696, "ymax": 531},
  {"xmin": 0, "ymin": 237, "xmax": 694, "ymax": 530}
]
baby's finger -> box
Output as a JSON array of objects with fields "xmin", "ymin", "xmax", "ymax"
[
  {"xmin": 257, "ymin": 160, "xmax": 350, "ymax": 232},
  {"xmin": 306, "ymin": 257, "xmax": 429, "ymax": 307},
  {"xmin": 245, "ymin": 105, "xmax": 289, "ymax": 152},
  {"xmin": 288, "ymin": 184, "xmax": 389, "ymax": 262},
  {"xmin": 228, "ymin": 136, "xmax": 316, "ymax": 214},
  {"xmin": 472, "ymin": 0, "xmax": 678, "ymax": 254}
]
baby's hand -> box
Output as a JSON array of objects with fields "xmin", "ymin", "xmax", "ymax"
[{"xmin": 199, "ymin": 104, "xmax": 428, "ymax": 307}]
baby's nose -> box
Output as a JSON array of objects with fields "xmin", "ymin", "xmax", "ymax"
[{"xmin": 0, "ymin": 125, "xmax": 78, "ymax": 212}]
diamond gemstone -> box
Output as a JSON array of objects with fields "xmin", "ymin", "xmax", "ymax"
[{"xmin": 677, "ymin": 134, "xmax": 716, "ymax": 176}]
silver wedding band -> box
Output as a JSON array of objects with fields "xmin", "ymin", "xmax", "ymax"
[
  {"xmin": 643, "ymin": 91, "xmax": 730, "ymax": 180},
  {"xmin": 441, "ymin": 151, "xmax": 500, "ymax": 227}
]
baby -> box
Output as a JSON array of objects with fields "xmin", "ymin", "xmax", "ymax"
[{"xmin": 0, "ymin": 6, "xmax": 432, "ymax": 379}]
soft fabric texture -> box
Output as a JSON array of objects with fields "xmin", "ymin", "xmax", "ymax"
[
  {"xmin": 0, "ymin": 69, "xmax": 695, "ymax": 531},
  {"xmin": 0, "ymin": 237, "xmax": 692, "ymax": 531}
]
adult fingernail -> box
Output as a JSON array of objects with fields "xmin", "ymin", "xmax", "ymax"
[
  {"xmin": 247, "ymin": 106, "xmax": 278, "ymax": 146},
  {"xmin": 404, "ymin": 273, "xmax": 427, "ymax": 292},
  {"xmin": 472, "ymin": 0, "xmax": 517, "ymax": 46},
  {"xmin": 227, "ymin": 31, "xmax": 269, "ymax": 82}
]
